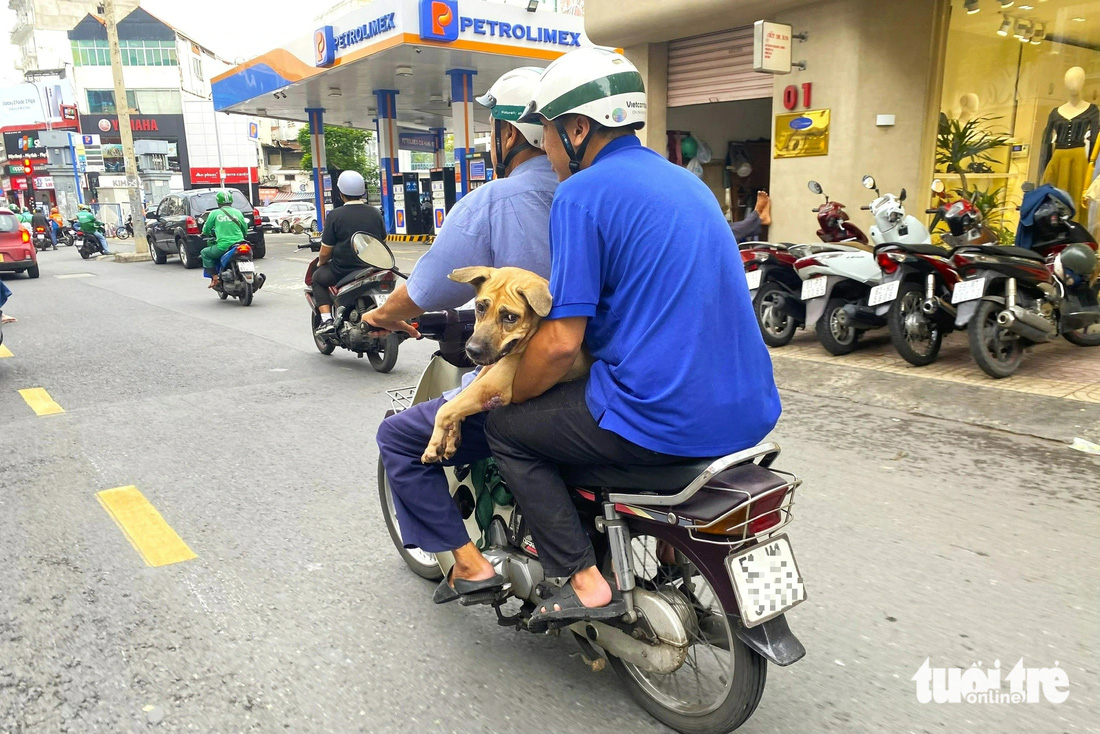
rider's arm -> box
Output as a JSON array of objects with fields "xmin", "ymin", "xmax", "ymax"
[
  {"xmin": 510, "ymin": 317, "xmax": 587, "ymax": 404},
  {"xmin": 318, "ymin": 216, "xmax": 336, "ymax": 265},
  {"xmin": 201, "ymin": 213, "xmax": 216, "ymax": 237}
]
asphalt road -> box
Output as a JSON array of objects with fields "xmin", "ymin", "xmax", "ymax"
[{"xmin": 1, "ymin": 234, "xmax": 1097, "ymax": 733}]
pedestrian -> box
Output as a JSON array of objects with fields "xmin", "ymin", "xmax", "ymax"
[
  {"xmin": 729, "ymin": 191, "xmax": 773, "ymax": 243},
  {"xmin": 1, "ymin": 280, "xmax": 14, "ymax": 324}
]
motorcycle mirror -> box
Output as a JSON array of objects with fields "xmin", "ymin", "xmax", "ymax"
[
  {"xmin": 1021, "ymin": 181, "xmax": 1036, "ymax": 193},
  {"xmin": 861, "ymin": 175, "xmax": 876, "ymax": 190},
  {"xmin": 930, "ymin": 178, "xmax": 945, "ymax": 194},
  {"xmin": 351, "ymin": 232, "xmax": 396, "ymax": 270},
  {"xmin": 899, "ymin": 188, "xmax": 907, "ymax": 202},
  {"xmin": 807, "ymin": 181, "xmax": 823, "ymax": 195}
]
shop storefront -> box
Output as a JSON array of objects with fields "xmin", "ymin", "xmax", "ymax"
[
  {"xmin": 938, "ymin": 0, "xmax": 1100, "ymax": 240},
  {"xmin": 79, "ymin": 113, "xmax": 188, "ymax": 201}
]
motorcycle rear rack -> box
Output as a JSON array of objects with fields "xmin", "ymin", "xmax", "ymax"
[{"xmin": 387, "ymin": 386, "xmax": 417, "ymax": 413}]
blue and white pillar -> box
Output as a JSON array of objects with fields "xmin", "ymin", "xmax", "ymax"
[
  {"xmin": 306, "ymin": 107, "xmax": 327, "ymax": 231},
  {"xmin": 447, "ymin": 69, "xmax": 476, "ymax": 201},
  {"xmin": 430, "ymin": 127, "xmax": 447, "ymax": 170},
  {"xmin": 374, "ymin": 89, "xmax": 399, "ymax": 233}
]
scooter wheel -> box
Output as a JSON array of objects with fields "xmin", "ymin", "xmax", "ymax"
[
  {"xmin": 968, "ymin": 299, "xmax": 1022, "ymax": 378},
  {"xmin": 311, "ymin": 312, "xmax": 336, "ymax": 355},
  {"xmin": 815, "ymin": 297, "xmax": 860, "ymax": 355},
  {"xmin": 754, "ymin": 281, "xmax": 798, "ymax": 347},
  {"xmin": 888, "ymin": 282, "xmax": 942, "ymax": 366}
]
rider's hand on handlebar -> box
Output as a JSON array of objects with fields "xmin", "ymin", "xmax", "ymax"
[{"xmin": 363, "ymin": 309, "xmax": 421, "ymax": 339}]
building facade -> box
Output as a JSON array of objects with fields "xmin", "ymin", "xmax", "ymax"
[
  {"xmin": 9, "ymin": 0, "xmax": 140, "ymax": 73},
  {"xmin": 586, "ymin": 0, "xmax": 1100, "ymax": 243}
]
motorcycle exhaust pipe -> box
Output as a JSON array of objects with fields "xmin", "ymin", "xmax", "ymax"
[
  {"xmin": 921, "ymin": 296, "xmax": 956, "ymax": 318},
  {"xmin": 996, "ymin": 306, "xmax": 1055, "ymax": 343}
]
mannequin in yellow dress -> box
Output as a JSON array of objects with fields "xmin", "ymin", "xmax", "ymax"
[{"xmin": 1040, "ymin": 66, "xmax": 1099, "ymax": 222}]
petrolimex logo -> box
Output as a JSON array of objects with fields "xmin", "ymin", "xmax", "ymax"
[
  {"xmin": 315, "ymin": 13, "xmax": 398, "ymax": 67},
  {"xmin": 315, "ymin": 26, "xmax": 336, "ymax": 67},
  {"xmin": 418, "ymin": 0, "xmax": 581, "ymax": 47},
  {"xmin": 419, "ymin": 0, "xmax": 458, "ymax": 42}
]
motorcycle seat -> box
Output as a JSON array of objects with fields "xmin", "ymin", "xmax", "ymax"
[
  {"xmin": 335, "ymin": 268, "xmax": 375, "ymax": 287},
  {"xmin": 874, "ymin": 242, "xmax": 950, "ymax": 257},
  {"xmin": 564, "ymin": 459, "xmax": 716, "ymax": 493},
  {"xmin": 957, "ymin": 244, "xmax": 1045, "ymax": 261}
]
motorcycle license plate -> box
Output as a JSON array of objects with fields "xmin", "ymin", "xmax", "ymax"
[
  {"xmin": 800, "ymin": 277, "xmax": 827, "ymax": 301},
  {"xmin": 868, "ymin": 279, "xmax": 900, "ymax": 307},
  {"xmin": 951, "ymin": 278, "xmax": 985, "ymax": 304},
  {"xmin": 745, "ymin": 270, "xmax": 762, "ymax": 292},
  {"xmin": 725, "ymin": 534, "xmax": 806, "ymax": 628},
  {"xmin": 375, "ymin": 294, "xmax": 389, "ymax": 306},
  {"xmin": 237, "ymin": 261, "xmax": 255, "ymax": 273}
]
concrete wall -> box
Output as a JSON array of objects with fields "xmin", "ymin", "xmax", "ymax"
[{"xmin": 587, "ymin": 0, "xmax": 811, "ymax": 48}]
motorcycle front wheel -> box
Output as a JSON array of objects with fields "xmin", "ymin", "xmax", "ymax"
[
  {"xmin": 368, "ymin": 333, "xmax": 400, "ymax": 373},
  {"xmin": 609, "ymin": 529, "xmax": 766, "ymax": 734},
  {"xmin": 968, "ymin": 299, "xmax": 1022, "ymax": 378},
  {"xmin": 1063, "ymin": 323, "xmax": 1100, "ymax": 347},
  {"xmin": 377, "ymin": 456, "xmax": 444, "ymax": 581},
  {"xmin": 888, "ymin": 282, "xmax": 942, "ymax": 366}
]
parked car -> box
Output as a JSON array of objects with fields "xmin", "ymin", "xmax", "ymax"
[
  {"xmin": 259, "ymin": 202, "xmax": 317, "ymax": 233},
  {"xmin": 147, "ymin": 189, "xmax": 266, "ymax": 268},
  {"xmin": 0, "ymin": 207, "xmax": 39, "ymax": 279}
]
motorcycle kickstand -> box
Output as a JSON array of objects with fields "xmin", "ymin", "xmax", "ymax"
[{"xmin": 493, "ymin": 599, "xmax": 535, "ymax": 630}]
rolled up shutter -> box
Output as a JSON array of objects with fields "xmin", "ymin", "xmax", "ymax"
[{"xmin": 667, "ymin": 26, "xmax": 774, "ymax": 107}]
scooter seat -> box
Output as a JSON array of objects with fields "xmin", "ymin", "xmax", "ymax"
[
  {"xmin": 874, "ymin": 242, "xmax": 951, "ymax": 257},
  {"xmin": 335, "ymin": 268, "xmax": 375, "ymax": 287},
  {"xmin": 563, "ymin": 459, "xmax": 718, "ymax": 493},
  {"xmin": 957, "ymin": 244, "xmax": 1045, "ymax": 261}
]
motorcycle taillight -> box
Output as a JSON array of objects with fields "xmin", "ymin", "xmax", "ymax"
[
  {"xmin": 740, "ymin": 249, "xmax": 757, "ymax": 263},
  {"xmin": 876, "ymin": 251, "xmax": 904, "ymax": 274},
  {"xmin": 794, "ymin": 256, "xmax": 821, "ymax": 270}
]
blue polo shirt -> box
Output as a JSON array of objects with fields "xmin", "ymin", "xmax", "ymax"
[{"xmin": 547, "ymin": 135, "xmax": 781, "ymax": 457}]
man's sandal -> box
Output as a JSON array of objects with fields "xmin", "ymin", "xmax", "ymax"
[
  {"xmin": 527, "ymin": 581, "xmax": 628, "ymax": 633},
  {"xmin": 432, "ymin": 568, "xmax": 505, "ymax": 605}
]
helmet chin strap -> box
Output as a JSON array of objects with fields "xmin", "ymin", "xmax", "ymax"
[
  {"xmin": 493, "ymin": 120, "xmax": 532, "ymax": 178},
  {"xmin": 554, "ymin": 118, "xmax": 595, "ymax": 174}
]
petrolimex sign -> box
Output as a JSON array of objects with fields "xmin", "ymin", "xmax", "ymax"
[
  {"xmin": 315, "ymin": 12, "xmax": 398, "ymax": 67},
  {"xmin": 418, "ymin": 0, "xmax": 582, "ymax": 47}
]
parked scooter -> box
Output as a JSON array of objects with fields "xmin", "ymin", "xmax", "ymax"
[
  {"xmin": 378, "ymin": 308, "xmax": 806, "ymax": 734},
  {"xmin": 808, "ymin": 180, "xmax": 870, "ymax": 245},
  {"xmin": 951, "ymin": 191, "xmax": 1100, "ymax": 377},
  {"xmin": 300, "ymin": 233, "xmax": 405, "ymax": 372},
  {"xmin": 208, "ymin": 240, "xmax": 265, "ymax": 306}
]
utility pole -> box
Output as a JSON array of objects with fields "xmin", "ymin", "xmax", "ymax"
[{"xmin": 103, "ymin": 0, "xmax": 149, "ymax": 258}]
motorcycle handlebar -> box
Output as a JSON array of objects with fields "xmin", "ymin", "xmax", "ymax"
[
  {"xmin": 860, "ymin": 205, "xmax": 871, "ymax": 210},
  {"xmin": 811, "ymin": 207, "xmax": 820, "ymax": 213},
  {"xmin": 410, "ymin": 308, "xmax": 476, "ymax": 342},
  {"xmin": 925, "ymin": 209, "xmax": 941, "ymax": 214}
]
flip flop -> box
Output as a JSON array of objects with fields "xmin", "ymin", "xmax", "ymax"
[
  {"xmin": 527, "ymin": 581, "xmax": 628, "ymax": 633},
  {"xmin": 432, "ymin": 568, "xmax": 505, "ymax": 605}
]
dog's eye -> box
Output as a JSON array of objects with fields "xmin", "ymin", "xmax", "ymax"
[
  {"xmin": 501, "ymin": 312, "xmax": 518, "ymax": 324},
  {"xmin": 475, "ymin": 301, "xmax": 487, "ymax": 314}
]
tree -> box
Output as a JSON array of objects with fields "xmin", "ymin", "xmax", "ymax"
[{"xmin": 298, "ymin": 124, "xmax": 380, "ymax": 195}]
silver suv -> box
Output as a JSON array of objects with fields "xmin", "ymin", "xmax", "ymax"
[{"xmin": 259, "ymin": 202, "xmax": 317, "ymax": 233}]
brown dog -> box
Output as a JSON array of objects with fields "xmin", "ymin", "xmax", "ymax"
[{"xmin": 421, "ymin": 266, "xmax": 590, "ymax": 464}]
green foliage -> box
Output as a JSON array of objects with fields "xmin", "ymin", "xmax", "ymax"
[
  {"xmin": 936, "ymin": 114, "xmax": 1011, "ymax": 197},
  {"xmin": 297, "ymin": 124, "xmax": 380, "ymax": 195}
]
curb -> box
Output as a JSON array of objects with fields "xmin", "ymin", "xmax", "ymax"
[{"xmin": 113, "ymin": 252, "xmax": 152, "ymax": 263}]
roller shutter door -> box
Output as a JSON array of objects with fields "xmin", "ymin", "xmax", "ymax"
[{"xmin": 667, "ymin": 26, "xmax": 774, "ymax": 107}]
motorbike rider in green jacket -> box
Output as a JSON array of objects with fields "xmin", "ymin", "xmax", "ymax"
[
  {"xmin": 76, "ymin": 204, "xmax": 112, "ymax": 255},
  {"xmin": 200, "ymin": 189, "xmax": 248, "ymax": 288}
]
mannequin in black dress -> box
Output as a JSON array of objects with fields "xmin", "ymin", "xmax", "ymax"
[{"xmin": 1040, "ymin": 67, "xmax": 1099, "ymax": 222}]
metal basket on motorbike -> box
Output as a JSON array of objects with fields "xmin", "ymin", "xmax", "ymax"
[{"xmin": 386, "ymin": 386, "xmax": 417, "ymax": 413}]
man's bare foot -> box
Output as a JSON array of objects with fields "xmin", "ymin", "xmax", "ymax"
[
  {"xmin": 755, "ymin": 191, "xmax": 772, "ymax": 226},
  {"xmin": 208, "ymin": 278, "xmax": 219, "ymax": 289},
  {"xmin": 1, "ymin": 314, "xmax": 15, "ymax": 324}
]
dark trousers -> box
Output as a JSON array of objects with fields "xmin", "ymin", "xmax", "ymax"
[
  {"xmin": 311, "ymin": 263, "xmax": 351, "ymax": 309},
  {"xmin": 376, "ymin": 397, "xmax": 492, "ymax": 552},
  {"xmin": 485, "ymin": 379, "xmax": 685, "ymax": 578}
]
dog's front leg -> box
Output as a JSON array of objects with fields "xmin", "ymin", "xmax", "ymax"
[{"xmin": 421, "ymin": 357, "xmax": 520, "ymax": 463}]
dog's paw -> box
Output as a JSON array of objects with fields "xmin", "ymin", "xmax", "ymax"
[{"xmin": 441, "ymin": 426, "xmax": 463, "ymax": 461}]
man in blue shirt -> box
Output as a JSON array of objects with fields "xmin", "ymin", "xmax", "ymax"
[
  {"xmin": 371, "ymin": 68, "xmax": 560, "ymax": 603},
  {"xmin": 484, "ymin": 48, "xmax": 782, "ymax": 630}
]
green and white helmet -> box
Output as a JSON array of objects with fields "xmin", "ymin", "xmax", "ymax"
[
  {"xmin": 520, "ymin": 47, "xmax": 646, "ymax": 128},
  {"xmin": 519, "ymin": 47, "xmax": 646, "ymax": 173},
  {"xmin": 215, "ymin": 189, "xmax": 233, "ymax": 206},
  {"xmin": 477, "ymin": 67, "xmax": 545, "ymax": 148}
]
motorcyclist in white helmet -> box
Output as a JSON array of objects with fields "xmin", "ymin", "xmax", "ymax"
[
  {"xmin": 482, "ymin": 48, "xmax": 781, "ymax": 631},
  {"xmin": 372, "ymin": 68, "xmax": 563, "ymax": 604}
]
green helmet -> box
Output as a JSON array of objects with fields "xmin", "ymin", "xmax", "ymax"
[
  {"xmin": 215, "ymin": 189, "xmax": 233, "ymax": 206},
  {"xmin": 1054, "ymin": 243, "xmax": 1097, "ymax": 286}
]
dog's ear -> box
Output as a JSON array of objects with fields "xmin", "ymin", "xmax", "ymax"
[
  {"xmin": 449, "ymin": 266, "xmax": 494, "ymax": 291},
  {"xmin": 518, "ymin": 280, "xmax": 553, "ymax": 318}
]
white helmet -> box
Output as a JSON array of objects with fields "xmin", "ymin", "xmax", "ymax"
[
  {"xmin": 477, "ymin": 67, "xmax": 545, "ymax": 177},
  {"xmin": 337, "ymin": 170, "xmax": 366, "ymax": 198},
  {"xmin": 519, "ymin": 47, "xmax": 646, "ymax": 173}
]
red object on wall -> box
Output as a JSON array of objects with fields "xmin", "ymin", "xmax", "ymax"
[
  {"xmin": 801, "ymin": 82, "xmax": 812, "ymax": 109},
  {"xmin": 189, "ymin": 167, "xmax": 259, "ymax": 185},
  {"xmin": 783, "ymin": 85, "xmax": 798, "ymax": 111}
]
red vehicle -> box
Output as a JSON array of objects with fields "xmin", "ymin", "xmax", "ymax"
[
  {"xmin": 808, "ymin": 180, "xmax": 869, "ymax": 244},
  {"xmin": 0, "ymin": 208, "xmax": 39, "ymax": 279}
]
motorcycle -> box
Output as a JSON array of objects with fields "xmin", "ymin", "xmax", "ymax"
[
  {"xmin": 378, "ymin": 309, "xmax": 807, "ymax": 734},
  {"xmin": 950, "ymin": 191, "xmax": 1100, "ymax": 378},
  {"xmin": 61, "ymin": 220, "xmax": 80, "ymax": 247},
  {"xmin": 300, "ymin": 233, "xmax": 405, "ymax": 373},
  {"xmin": 115, "ymin": 215, "xmax": 133, "ymax": 240},
  {"xmin": 739, "ymin": 181, "xmax": 870, "ymax": 347},
  {"xmin": 861, "ymin": 176, "xmax": 960, "ymax": 366},
  {"xmin": 208, "ymin": 239, "xmax": 265, "ymax": 306},
  {"xmin": 77, "ymin": 226, "xmax": 108, "ymax": 260},
  {"xmin": 32, "ymin": 225, "xmax": 54, "ymax": 252}
]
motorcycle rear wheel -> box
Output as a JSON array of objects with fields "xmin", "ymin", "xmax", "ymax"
[
  {"xmin": 238, "ymin": 281, "xmax": 253, "ymax": 306},
  {"xmin": 1063, "ymin": 324, "xmax": 1100, "ymax": 347},
  {"xmin": 377, "ymin": 456, "xmax": 444, "ymax": 581},
  {"xmin": 608, "ymin": 530, "xmax": 766, "ymax": 734},
  {"xmin": 888, "ymin": 282, "xmax": 942, "ymax": 366},
  {"xmin": 368, "ymin": 333, "xmax": 400, "ymax": 373},
  {"xmin": 311, "ymin": 312, "xmax": 336, "ymax": 355},
  {"xmin": 753, "ymin": 282, "xmax": 797, "ymax": 347},
  {"xmin": 815, "ymin": 297, "xmax": 860, "ymax": 356},
  {"xmin": 968, "ymin": 299, "xmax": 1022, "ymax": 378}
]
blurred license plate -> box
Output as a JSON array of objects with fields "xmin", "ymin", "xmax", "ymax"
[
  {"xmin": 800, "ymin": 277, "xmax": 827, "ymax": 300},
  {"xmin": 868, "ymin": 279, "xmax": 900, "ymax": 306},
  {"xmin": 726, "ymin": 534, "xmax": 806, "ymax": 628},
  {"xmin": 952, "ymin": 278, "xmax": 985, "ymax": 304},
  {"xmin": 745, "ymin": 270, "xmax": 762, "ymax": 292},
  {"xmin": 375, "ymin": 294, "xmax": 389, "ymax": 305},
  {"xmin": 237, "ymin": 261, "xmax": 255, "ymax": 273}
]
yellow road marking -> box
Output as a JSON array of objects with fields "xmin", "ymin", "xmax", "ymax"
[
  {"xmin": 96, "ymin": 486, "xmax": 197, "ymax": 567},
  {"xmin": 0, "ymin": 344, "xmax": 12, "ymax": 358},
  {"xmin": 18, "ymin": 387, "xmax": 64, "ymax": 415}
]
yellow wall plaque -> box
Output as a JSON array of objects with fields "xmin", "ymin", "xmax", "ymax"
[{"xmin": 774, "ymin": 109, "xmax": 830, "ymax": 158}]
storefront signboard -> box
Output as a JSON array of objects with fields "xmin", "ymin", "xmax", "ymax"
[
  {"xmin": 774, "ymin": 109, "xmax": 830, "ymax": 158},
  {"xmin": 753, "ymin": 20, "xmax": 792, "ymax": 74}
]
